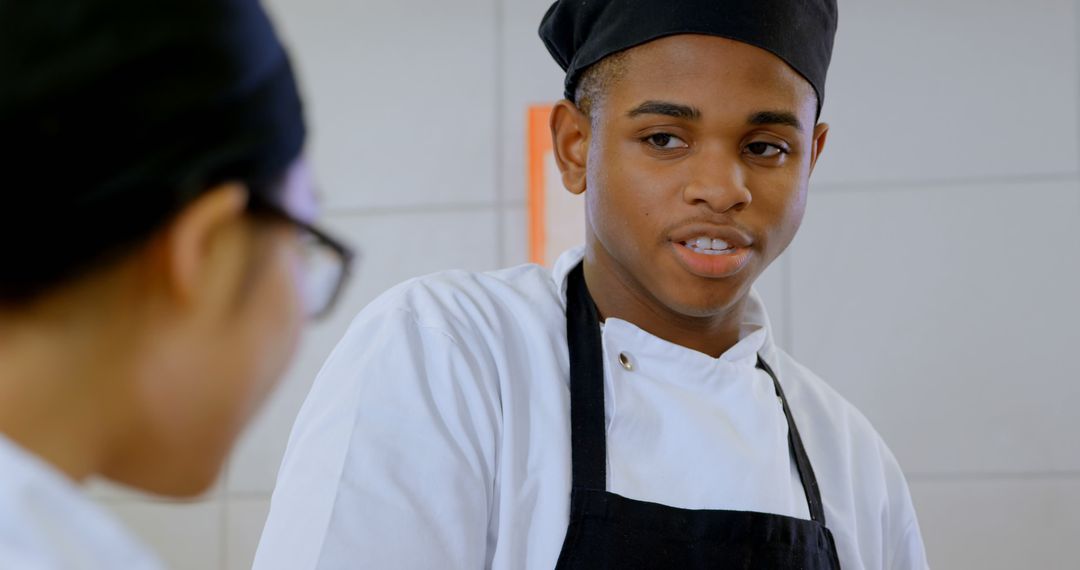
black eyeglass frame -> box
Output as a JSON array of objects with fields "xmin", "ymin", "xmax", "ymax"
[{"xmin": 244, "ymin": 191, "xmax": 356, "ymax": 320}]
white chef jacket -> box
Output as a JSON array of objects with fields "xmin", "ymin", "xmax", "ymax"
[
  {"xmin": 0, "ymin": 434, "xmax": 163, "ymax": 570},
  {"xmin": 255, "ymin": 246, "xmax": 929, "ymax": 570}
]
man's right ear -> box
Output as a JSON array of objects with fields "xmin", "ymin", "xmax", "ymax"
[{"xmin": 549, "ymin": 99, "xmax": 590, "ymax": 196}]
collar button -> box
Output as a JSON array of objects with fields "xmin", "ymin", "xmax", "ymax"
[{"xmin": 618, "ymin": 352, "xmax": 634, "ymax": 372}]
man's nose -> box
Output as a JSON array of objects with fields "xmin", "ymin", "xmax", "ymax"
[{"xmin": 681, "ymin": 152, "xmax": 752, "ymax": 214}]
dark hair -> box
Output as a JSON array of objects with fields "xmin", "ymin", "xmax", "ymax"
[
  {"xmin": 574, "ymin": 51, "xmax": 630, "ymax": 120},
  {"xmin": 0, "ymin": 0, "xmax": 305, "ymax": 306},
  {"xmin": 573, "ymin": 49, "xmax": 821, "ymax": 123},
  {"xmin": 0, "ymin": 169, "xmax": 292, "ymax": 306}
]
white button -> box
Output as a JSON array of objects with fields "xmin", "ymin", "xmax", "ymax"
[{"xmin": 618, "ymin": 352, "xmax": 634, "ymax": 371}]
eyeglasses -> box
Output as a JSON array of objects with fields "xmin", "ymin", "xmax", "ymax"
[{"xmin": 246, "ymin": 193, "xmax": 356, "ymax": 320}]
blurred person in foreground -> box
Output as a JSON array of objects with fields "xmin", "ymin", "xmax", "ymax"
[
  {"xmin": 257, "ymin": 0, "xmax": 928, "ymax": 569},
  {"xmin": 0, "ymin": 0, "xmax": 352, "ymax": 567}
]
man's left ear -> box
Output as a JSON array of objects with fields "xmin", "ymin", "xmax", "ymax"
[
  {"xmin": 809, "ymin": 122, "xmax": 829, "ymax": 174},
  {"xmin": 549, "ymin": 99, "xmax": 592, "ymax": 196}
]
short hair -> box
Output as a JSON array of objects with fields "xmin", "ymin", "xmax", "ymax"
[
  {"xmin": 573, "ymin": 51, "xmax": 630, "ymax": 120},
  {"xmin": 572, "ymin": 49, "xmax": 822, "ymax": 123},
  {"xmin": 0, "ymin": 0, "xmax": 303, "ymax": 306}
]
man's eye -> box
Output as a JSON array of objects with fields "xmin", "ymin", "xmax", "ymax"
[
  {"xmin": 745, "ymin": 142, "xmax": 785, "ymax": 158},
  {"xmin": 644, "ymin": 133, "xmax": 688, "ymax": 149}
]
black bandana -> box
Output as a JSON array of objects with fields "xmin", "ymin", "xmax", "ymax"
[
  {"xmin": 539, "ymin": 0, "xmax": 838, "ymax": 111},
  {"xmin": 0, "ymin": 0, "xmax": 305, "ymax": 298}
]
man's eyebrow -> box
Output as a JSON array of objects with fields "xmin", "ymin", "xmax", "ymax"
[
  {"xmin": 627, "ymin": 100, "xmax": 701, "ymax": 120},
  {"xmin": 748, "ymin": 110, "xmax": 803, "ymax": 131}
]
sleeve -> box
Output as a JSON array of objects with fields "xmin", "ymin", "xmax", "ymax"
[
  {"xmin": 879, "ymin": 438, "xmax": 931, "ymax": 570},
  {"xmin": 889, "ymin": 518, "xmax": 931, "ymax": 570},
  {"xmin": 253, "ymin": 300, "xmax": 502, "ymax": 570}
]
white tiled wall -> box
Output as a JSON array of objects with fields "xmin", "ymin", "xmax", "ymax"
[
  {"xmin": 97, "ymin": 1, "xmax": 1080, "ymax": 568},
  {"xmin": 263, "ymin": 0, "xmax": 500, "ymax": 211},
  {"xmin": 105, "ymin": 500, "xmax": 224, "ymax": 570},
  {"xmin": 815, "ymin": 0, "xmax": 1079, "ymax": 186},
  {"xmin": 791, "ymin": 181, "xmax": 1080, "ymax": 476},
  {"xmin": 910, "ymin": 477, "xmax": 1080, "ymax": 569}
]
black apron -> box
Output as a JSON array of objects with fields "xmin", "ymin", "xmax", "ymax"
[{"xmin": 555, "ymin": 264, "xmax": 842, "ymax": 569}]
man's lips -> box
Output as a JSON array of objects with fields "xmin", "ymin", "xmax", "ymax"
[
  {"xmin": 670, "ymin": 241, "xmax": 753, "ymax": 278},
  {"xmin": 667, "ymin": 224, "xmax": 755, "ymax": 278},
  {"xmin": 668, "ymin": 224, "xmax": 754, "ymax": 249}
]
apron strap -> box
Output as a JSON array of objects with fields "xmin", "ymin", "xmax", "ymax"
[
  {"xmin": 566, "ymin": 263, "xmax": 608, "ymax": 490},
  {"xmin": 757, "ymin": 355, "xmax": 828, "ymax": 525}
]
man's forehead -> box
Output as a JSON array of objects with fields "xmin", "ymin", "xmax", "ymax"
[
  {"xmin": 626, "ymin": 99, "xmax": 806, "ymax": 129},
  {"xmin": 609, "ymin": 36, "xmax": 818, "ymax": 122}
]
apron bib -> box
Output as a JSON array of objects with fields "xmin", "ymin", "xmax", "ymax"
[{"xmin": 555, "ymin": 263, "xmax": 841, "ymax": 569}]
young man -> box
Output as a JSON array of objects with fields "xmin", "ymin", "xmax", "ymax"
[
  {"xmin": 0, "ymin": 0, "xmax": 352, "ymax": 567},
  {"xmin": 258, "ymin": 1, "xmax": 928, "ymax": 568}
]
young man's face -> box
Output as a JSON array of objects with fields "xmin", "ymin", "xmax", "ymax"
[{"xmin": 566, "ymin": 34, "xmax": 828, "ymax": 320}]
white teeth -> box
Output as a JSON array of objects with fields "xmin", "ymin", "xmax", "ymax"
[{"xmin": 684, "ymin": 236, "xmax": 735, "ymax": 255}]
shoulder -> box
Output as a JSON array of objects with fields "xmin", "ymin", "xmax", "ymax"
[
  {"xmin": 345, "ymin": 262, "xmax": 563, "ymax": 346},
  {"xmin": 0, "ymin": 469, "xmax": 162, "ymax": 570},
  {"xmin": 769, "ymin": 350, "xmax": 927, "ymax": 567},
  {"xmin": 769, "ymin": 351, "xmax": 883, "ymax": 452},
  {"xmin": 772, "ymin": 348, "xmax": 907, "ymax": 488},
  {"xmin": 309, "ymin": 262, "xmax": 566, "ymax": 400},
  {"xmin": 0, "ymin": 546, "xmax": 46, "ymax": 570}
]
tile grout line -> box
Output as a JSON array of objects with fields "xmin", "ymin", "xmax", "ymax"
[
  {"xmin": 216, "ymin": 491, "xmax": 274, "ymax": 500},
  {"xmin": 219, "ymin": 487, "xmax": 228, "ymax": 570},
  {"xmin": 811, "ymin": 170, "xmax": 1079, "ymax": 194},
  {"xmin": 907, "ymin": 470, "xmax": 1080, "ymax": 483},
  {"xmin": 94, "ymin": 468, "xmax": 1080, "ymax": 505},
  {"xmin": 323, "ymin": 201, "xmax": 500, "ymax": 219},
  {"xmin": 96, "ymin": 492, "xmax": 272, "ymax": 505},
  {"xmin": 782, "ymin": 254, "xmax": 795, "ymax": 354},
  {"xmin": 318, "ymin": 170, "xmax": 1079, "ymax": 221},
  {"xmin": 493, "ymin": 0, "xmax": 508, "ymax": 267},
  {"xmin": 1075, "ymin": 0, "xmax": 1080, "ymax": 183}
]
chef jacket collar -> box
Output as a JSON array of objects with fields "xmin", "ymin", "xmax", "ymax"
[{"xmin": 551, "ymin": 245, "xmax": 781, "ymax": 367}]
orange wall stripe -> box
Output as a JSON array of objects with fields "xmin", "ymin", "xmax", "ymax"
[{"xmin": 527, "ymin": 105, "xmax": 554, "ymax": 265}]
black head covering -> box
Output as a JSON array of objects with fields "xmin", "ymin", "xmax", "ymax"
[
  {"xmin": 539, "ymin": 0, "xmax": 838, "ymax": 112},
  {"xmin": 0, "ymin": 0, "xmax": 305, "ymax": 300}
]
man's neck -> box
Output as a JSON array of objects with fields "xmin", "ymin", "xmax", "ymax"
[{"xmin": 581, "ymin": 254, "xmax": 747, "ymax": 359}]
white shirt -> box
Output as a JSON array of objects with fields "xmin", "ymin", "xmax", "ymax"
[
  {"xmin": 255, "ymin": 246, "xmax": 929, "ymax": 570},
  {"xmin": 0, "ymin": 435, "xmax": 163, "ymax": 570}
]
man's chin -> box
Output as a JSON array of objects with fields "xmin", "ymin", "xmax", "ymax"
[{"xmin": 657, "ymin": 286, "xmax": 748, "ymax": 321}]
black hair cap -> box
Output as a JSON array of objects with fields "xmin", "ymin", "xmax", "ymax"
[{"xmin": 539, "ymin": 0, "xmax": 838, "ymax": 112}]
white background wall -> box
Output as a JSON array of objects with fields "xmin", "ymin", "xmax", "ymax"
[{"xmin": 90, "ymin": 0, "xmax": 1080, "ymax": 568}]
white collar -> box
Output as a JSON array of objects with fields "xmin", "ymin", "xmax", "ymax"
[
  {"xmin": 550, "ymin": 246, "xmax": 781, "ymax": 366},
  {"xmin": 0, "ymin": 434, "xmax": 162, "ymax": 568}
]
